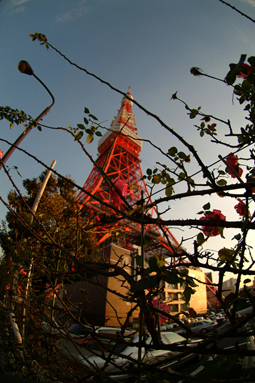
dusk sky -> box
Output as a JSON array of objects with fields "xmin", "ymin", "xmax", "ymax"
[{"xmin": 1, "ymin": 0, "xmax": 255, "ymax": 279}]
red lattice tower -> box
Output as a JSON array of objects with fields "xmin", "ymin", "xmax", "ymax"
[
  {"xmin": 77, "ymin": 87, "xmax": 221, "ymax": 306},
  {"xmin": 77, "ymin": 87, "xmax": 179, "ymax": 257}
]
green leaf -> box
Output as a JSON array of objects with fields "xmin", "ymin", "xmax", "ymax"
[
  {"xmin": 218, "ymin": 226, "xmax": 225, "ymax": 239},
  {"xmin": 84, "ymin": 107, "xmax": 90, "ymax": 114},
  {"xmin": 217, "ymin": 179, "xmax": 227, "ymax": 186},
  {"xmin": 203, "ymin": 202, "xmax": 210, "ymax": 211},
  {"xmin": 248, "ymin": 56, "xmax": 255, "ymax": 68},
  {"xmin": 178, "ymin": 172, "xmax": 186, "ymax": 181},
  {"xmin": 84, "ymin": 117, "xmax": 89, "ymax": 125},
  {"xmin": 225, "ymin": 54, "xmax": 246, "ymax": 85},
  {"xmin": 189, "ymin": 109, "xmax": 198, "ymax": 119},
  {"xmin": 247, "ymin": 73, "xmax": 255, "ymax": 86},
  {"xmin": 183, "ymin": 286, "xmax": 193, "ymax": 304},
  {"xmin": 86, "ymin": 134, "xmax": 94, "ymax": 144},
  {"xmin": 178, "ymin": 151, "xmax": 188, "ymax": 159},
  {"xmin": 168, "ymin": 147, "xmax": 178, "ymax": 156},
  {"xmin": 95, "ymin": 131, "xmax": 102, "ymax": 136},
  {"xmin": 218, "ymin": 248, "xmax": 235, "ymax": 262},
  {"xmin": 165, "ymin": 185, "xmax": 173, "ymax": 197},
  {"xmin": 77, "ymin": 124, "xmax": 86, "ymax": 130},
  {"xmin": 180, "ymin": 269, "xmax": 189, "ymax": 276},
  {"xmin": 37, "ymin": 125, "xmax": 42, "ymax": 131},
  {"xmin": 186, "ymin": 276, "xmax": 198, "ymax": 287},
  {"xmin": 148, "ymin": 257, "xmax": 159, "ymax": 272},
  {"xmin": 152, "ymin": 174, "xmax": 161, "ymax": 184},
  {"xmin": 242, "ymin": 80, "xmax": 252, "ymax": 91},
  {"xmin": 197, "ymin": 232, "xmax": 205, "ymax": 245},
  {"xmin": 131, "ymin": 277, "xmax": 157, "ymax": 292},
  {"xmin": 187, "ymin": 177, "xmax": 195, "ymax": 187},
  {"xmin": 74, "ymin": 131, "xmax": 84, "ymax": 141},
  {"xmin": 146, "ymin": 168, "xmax": 152, "ymax": 176},
  {"xmin": 233, "ymin": 233, "xmax": 241, "ymax": 241},
  {"xmin": 89, "ymin": 114, "xmax": 98, "ymax": 121},
  {"xmin": 131, "ymin": 184, "xmax": 139, "ymax": 191},
  {"xmin": 160, "ymin": 272, "xmax": 179, "ymax": 285}
]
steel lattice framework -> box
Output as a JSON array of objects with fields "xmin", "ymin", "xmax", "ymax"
[{"xmin": 77, "ymin": 87, "xmax": 221, "ymax": 307}]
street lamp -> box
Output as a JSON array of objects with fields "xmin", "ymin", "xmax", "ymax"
[{"xmin": 0, "ymin": 60, "xmax": 55, "ymax": 170}]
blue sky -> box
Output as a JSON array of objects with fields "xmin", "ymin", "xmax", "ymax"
[{"xmin": 1, "ymin": 0, "xmax": 255, "ymax": 281}]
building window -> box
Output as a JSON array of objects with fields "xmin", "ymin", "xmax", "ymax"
[
  {"xmin": 168, "ymin": 283, "xmax": 178, "ymax": 289},
  {"xmin": 169, "ymin": 293, "xmax": 178, "ymax": 301},
  {"xmin": 170, "ymin": 304, "xmax": 178, "ymax": 312}
]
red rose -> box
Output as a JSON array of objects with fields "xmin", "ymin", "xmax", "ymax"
[
  {"xmin": 226, "ymin": 153, "xmax": 243, "ymax": 178},
  {"xmin": 234, "ymin": 198, "xmax": 250, "ymax": 217},
  {"xmin": 237, "ymin": 63, "xmax": 253, "ymax": 79},
  {"xmin": 110, "ymin": 177, "xmax": 128, "ymax": 207},
  {"xmin": 200, "ymin": 209, "xmax": 226, "ymax": 237}
]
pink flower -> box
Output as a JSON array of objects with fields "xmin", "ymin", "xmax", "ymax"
[
  {"xmin": 0, "ymin": 148, "xmax": 3, "ymax": 158},
  {"xmin": 151, "ymin": 299, "xmax": 171, "ymax": 325},
  {"xmin": 226, "ymin": 153, "xmax": 243, "ymax": 178},
  {"xmin": 110, "ymin": 177, "xmax": 128, "ymax": 207},
  {"xmin": 200, "ymin": 209, "xmax": 226, "ymax": 237},
  {"xmin": 237, "ymin": 64, "xmax": 253, "ymax": 79},
  {"xmin": 234, "ymin": 198, "xmax": 250, "ymax": 217}
]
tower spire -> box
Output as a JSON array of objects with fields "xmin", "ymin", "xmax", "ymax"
[
  {"xmin": 97, "ymin": 87, "xmax": 141, "ymax": 156},
  {"xmin": 113, "ymin": 87, "xmax": 137, "ymax": 133}
]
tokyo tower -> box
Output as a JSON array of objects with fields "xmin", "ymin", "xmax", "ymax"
[{"xmin": 77, "ymin": 87, "xmax": 180, "ymax": 258}]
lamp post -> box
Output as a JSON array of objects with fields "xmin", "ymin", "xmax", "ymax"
[
  {"xmin": 2, "ymin": 61, "xmax": 55, "ymax": 341},
  {"xmin": 0, "ymin": 60, "xmax": 55, "ymax": 170}
]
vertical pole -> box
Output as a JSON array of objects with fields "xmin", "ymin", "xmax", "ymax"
[
  {"xmin": 21, "ymin": 160, "xmax": 56, "ymax": 339},
  {"xmin": 30, "ymin": 160, "xmax": 57, "ymax": 219}
]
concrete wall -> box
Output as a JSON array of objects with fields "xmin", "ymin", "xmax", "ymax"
[
  {"xmin": 105, "ymin": 244, "xmax": 138, "ymax": 326},
  {"xmin": 64, "ymin": 243, "xmax": 139, "ymax": 327}
]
